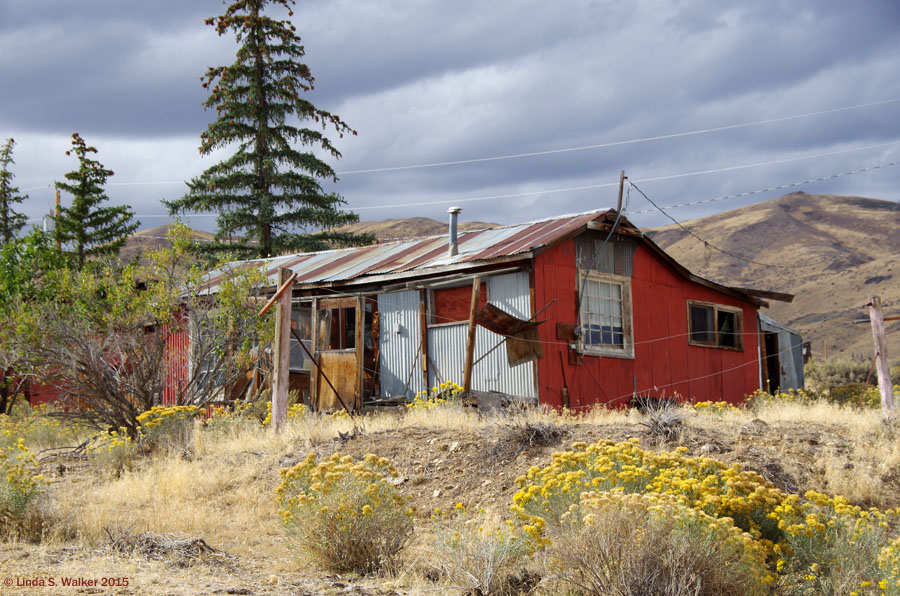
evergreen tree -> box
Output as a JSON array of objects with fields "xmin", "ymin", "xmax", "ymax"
[
  {"xmin": 55, "ymin": 133, "xmax": 139, "ymax": 269},
  {"xmin": 166, "ymin": 0, "xmax": 373, "ymax": 259},
  {"xmin": 0, "ymin": 138, "xmax": 28, "ymax": 243}
]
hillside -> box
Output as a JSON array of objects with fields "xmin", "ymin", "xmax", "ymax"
[
  {"xmin": 335, "ymin": 216, "xmax": 501, "ymax": 242},
  {"xmin": 647, "ymin": 192, "xmax": 900, "ymax": 357},
  {"xmin": 120, "ymin": 224, "xmax": 216, "ymax": 262}
]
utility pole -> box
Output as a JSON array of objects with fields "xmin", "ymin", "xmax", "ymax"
[
  {"xmin": 867, "ymin": 295, "xmax": 894, "ymax": 409},
  {"xmin": 55, "ymin": 187, "xmax": 61, "ymax": 250},
  {"xmin": 258, "ymin": 267, "xmax": 296, "ymax": 432},
  {"xmin": 463, "ymin": 276, "xmax": 481, "ymax": 395},
  {"xmin": 616, "ymin": 170, "xmax": 627, "ymax": 213}
]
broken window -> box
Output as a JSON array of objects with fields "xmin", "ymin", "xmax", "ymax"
[
  {"xmin": 578, "ymin": 271, "xmax": 633, "ymax": 357},
  {"xmin": 688, "ymin": 301, "xmax": 742, "ymax": 350},
  {"xmin": 289, "ymin": 305, "xmax": 313, "ymax": 372}
]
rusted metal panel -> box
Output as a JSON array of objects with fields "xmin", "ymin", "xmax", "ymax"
[
  {"xmin": 201, "ymin": 210, "xmax": 615, "ymax": 294},
  {"xmin": 377, "ymin": 291, "xmax": 425, "ymax": 398}
]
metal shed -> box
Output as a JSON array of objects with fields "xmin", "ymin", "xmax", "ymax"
[{"xmin": 758, "ymin": 313, "xmax": 805, "ymax": 392}]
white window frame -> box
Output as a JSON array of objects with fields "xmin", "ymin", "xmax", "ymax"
[
  {"xmin": 687, "ymin": 300, "xmax": 744, "ymax": 351},
  {"xmin": 577, "ymin": 271, "xmax": 634, "ymax": 359}
]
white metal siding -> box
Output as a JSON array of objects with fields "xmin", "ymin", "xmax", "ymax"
[
  {"xmin": 427, "ymin": 272, "xmax": 536, "ymax": 398},
  {"xmin": 378, "ymin": 291, "xmax": 425, "ymax": 398}
]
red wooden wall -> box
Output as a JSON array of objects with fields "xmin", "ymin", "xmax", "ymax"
[{"xmin": 533, "ymin": 239, "xmax": 760, "ymax": 408}]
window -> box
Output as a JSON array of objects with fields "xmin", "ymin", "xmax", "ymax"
[
  {"xmin": 688, "ymin": 301, "xmax": 742, "ymax": 350},
  {"xmin": 578, "ymin": 271, "xmax": 633, "ymax": 358}
]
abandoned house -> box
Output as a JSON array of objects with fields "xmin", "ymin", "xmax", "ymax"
[{"xmin": 189, "ymin": 208, "xmax": 798, "ymax": 412}]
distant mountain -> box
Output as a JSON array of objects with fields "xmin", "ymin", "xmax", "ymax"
[
  {"xmin": 119, "ymin": 224, "xmax": 216, "ymax": 263},
  {"xmin": 647, "ymin": 192, "xmax": 900, "ymax": 357},
  {"xmin": 335, "ymin": 217, "xmax": 501, "ymax": 242}
]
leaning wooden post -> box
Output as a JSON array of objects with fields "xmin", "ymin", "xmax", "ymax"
[
  {"xmin": 868, "ymin": 295, "xmax": 894, "ymax": 409},
  {"xmin": 463, "ymin": 277, "xmax": 481, "ymax": 395},
  {"xmin": 271, "ymin": 268, "xmax": 294, "ymax": 432}
]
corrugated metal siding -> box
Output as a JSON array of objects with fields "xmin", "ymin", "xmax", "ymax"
[
  {"xmin": 426, "ymin": 272, "xmax": 536, "ymax": 398},
  {"xmin": 163, "ymin": 310, "xmax": 190, "ymax": 406},
  {"xmin": 378, "ymin": 291, "xmax": 425, "ymax": 398},
  {"xmin": 759, "ymin": 314, "xmax": 805, "ymax": 390}
]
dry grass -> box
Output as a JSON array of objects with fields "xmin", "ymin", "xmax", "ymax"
[{"xmin": 7, "ymin": 399, "xmax": 900, "ymax": 595}]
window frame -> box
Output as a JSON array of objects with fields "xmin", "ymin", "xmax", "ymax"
[
  {"xmin": 577, "ymin": 270, "xmax": 634, "ymax": 359},
  {"xmin": 686, "ymin": 300, "xmax": 744, "ymax": 351}
]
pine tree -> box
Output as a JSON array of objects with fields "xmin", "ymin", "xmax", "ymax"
[
  {"xmin": 166, "ymin": 0, "xmax": 373, "ymax": 258},
  {"xmin": 55, "ymin": 133, "xmax": 139, "ymax": 269},
  {"xmin": 0, "ymin": 138, "xmax": 28, "ymax": 243}
]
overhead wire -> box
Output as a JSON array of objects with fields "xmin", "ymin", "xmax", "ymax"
[
  {"xmin": 335, "ymin": 97, "xmax": 900, "ymax": 175},
  {"xmin": 628, "ymin": 180, "xmax": 830, "ymax": 270}
]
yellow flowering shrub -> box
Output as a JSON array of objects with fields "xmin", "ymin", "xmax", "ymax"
[
  {"xmin": 512, "ymin": 439, "xmax": 785, "ymax": 548},
  {"xmin": 261, "ymin": 400, "xmax": 308, "ymax": 426},
  {"xmin": 406, "ymin": 381, "xmax": 463, "ymax": 409},
  {"xmin": 85, "ymin": 427, "xmax": 139, "ymax": 471},
  {"xmin": 136, "ymin": 405, "xmax": 200, "ymax": 451},
  {"xmin": 429, "ymin": 503, "xmax": 534, "ymax": 595},
  {"xmin": 878, "ymin": 536, "xmax": 900, "ymax": 596},
  {"xmin": 693, "ymin": 400, "xmax": 741, "ymax": 415},
  {"xmin": 548, "ymin": 491, "xmax": 773, "ymax": 596},
  {"xmin": 0, "ymin": 434, "xmax": 50, "ymax": 539},
  {"xmin": 276, "ymin": 453, "xmax": 413, "ymax": 573},
  {"xmin": 770, "ymin": 490, "xmax": 896, "ymax": 595}
]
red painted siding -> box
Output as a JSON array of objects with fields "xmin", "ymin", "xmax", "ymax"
[
  {"xmin": 163, "ymin": 309, "xmax": 191, "ymax": 406},
  {"xmin": 534, "ymin": 240, "xmax": 760, "ymax": 408}
]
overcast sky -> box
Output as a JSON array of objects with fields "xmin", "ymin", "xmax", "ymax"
[{"xmin": 3, "ymin": 0, "xmax": 900, "ymax": 235}]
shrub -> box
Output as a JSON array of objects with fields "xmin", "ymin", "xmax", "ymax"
[
  {"xmin": 512, "ymin": 439, "xmax": 785, "ymax": 549},
  {"xmin": 276, "ymin": 453, "xmax": 413, "ymax": 574},
  {"xmin": 772, "ymin": 491, "xmax": 895, "ymax": 596},
  {"xmin": 0, "ymin": 435, "xmax": 50, "ymax": 541},
  {"xmin": 406, "ymin": 381, "xmax": 463, "ymax": 410},
  {"xmin": 693, "ymin": 400, "xmax": 741, "ymax": 415},
  {"xmin": 806, "ymin": 357, "xmax": 873, "ymax": 394},
  {"xmin": 85, "ymin": 427, "xmax": 140, "ymax": 472},
  {"xmin": 429, "ymin": 503, "xmax": 534, "ymax": 595},
  {"xmin": 546, "ymin": 491, "xmax": 773, "ymax": 596},
  {"xmin": 136, "ymin": 405, "xmax": 201, "ymax": 453}
]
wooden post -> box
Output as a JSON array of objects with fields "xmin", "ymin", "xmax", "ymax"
[
  {"xmin": 868, "ymin": 295, "xmax": 894, "ymax": 409},
  {"xmin": 463, "ymin": 277, "xmax": 481, "ymax": 395},
  {"xmin": 55, "ymin": 187, "xmax": 61, "ymax": 250},
  {"xmin": 355, "ymin": 294, "xmax": 365, "ymax": 411},
  {"xmin": 271, "ymin": 267, "xmax": 293, "ymax": 432}
]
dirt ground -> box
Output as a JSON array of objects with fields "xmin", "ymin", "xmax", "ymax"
[{"xmin": 2, "ymin": 411, "xmax": 897, "ymax": 596}]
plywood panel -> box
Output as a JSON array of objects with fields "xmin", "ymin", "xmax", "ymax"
[{"xmin": 316, "ymin": 350, "xmax": 358, "ymax": 413}]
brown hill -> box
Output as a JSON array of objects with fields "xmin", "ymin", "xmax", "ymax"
[
  {"xmin": 337, "ymin": 217, "xmax": 501, "ymax": 242},
  {"xmin": 646, "ymin": 192, "xmax": 900, "ymax": 357},
  {"xmin": 119, "ymin": 224, "xmax": 216, "ymax": 262}
]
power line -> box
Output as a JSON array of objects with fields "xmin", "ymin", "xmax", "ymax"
[
  {"xmin": 347, "ymin": 142, "xmax": 900, "ymax": 212},
  {"xmin": 24, "ymin": 139, "xmax": 900, "ymax": 222},
  {"xmin": 629, "ymin": 180, "xmax": 823, "ymax": 270},
  {"xmin": 629, "ymin": 159, "xmax": 900, "ymax": 215},
  {"xmin": 335, "ymin": 97, "xmax": 900, "ymax": 175}
]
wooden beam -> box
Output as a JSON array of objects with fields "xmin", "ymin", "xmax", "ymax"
[
  {"xmin": 462, "ymin": 276, "xmax": 481, "ymax": 394},
  {"xmin": 258, "ymin": 271, "xmax": 298, "ymax": 317},
  {"xmin": 355, "ymin": 294, "xmax": 365, "ymax": 410},
  {"xmin": 271, "ymin": 267, "xmax": 293, "ymax": 433},
  {"xmin": 868, "ymin": 295, "xmax": 895, "ymax": 409},
  {"xmin": 419, "ymin": 289, "xmax": 430, "ymax": 391},
  {"xmin": 309, "ymin": 297, "xmax": 318, "ymax": 410}
]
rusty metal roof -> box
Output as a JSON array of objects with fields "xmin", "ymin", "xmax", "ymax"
[{"xmin": 201, "ymin": 209, "xmax": 609, "ymax": 293}]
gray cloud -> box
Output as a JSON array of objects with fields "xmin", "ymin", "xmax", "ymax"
[{"xmin": 2, "ymin": 0, "xmax": 899, "ymax": 237}]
